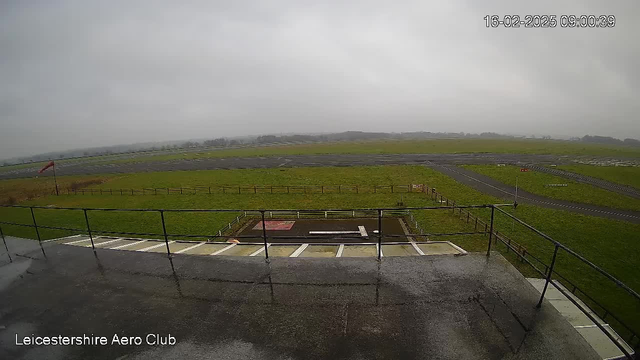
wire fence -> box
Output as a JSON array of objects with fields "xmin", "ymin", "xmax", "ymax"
[{"xmin": 60, "ymin": 184, "xmax": 428, "ymax": 196}]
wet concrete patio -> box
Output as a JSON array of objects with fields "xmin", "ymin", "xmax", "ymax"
[{"xmin": 0, "ymin": 237, "xmax": 598, "ymax": 360}]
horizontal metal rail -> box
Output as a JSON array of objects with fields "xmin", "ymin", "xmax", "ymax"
[{"xmin": 494, "ymin": 206, "xmax": 640, "ymax": 303}]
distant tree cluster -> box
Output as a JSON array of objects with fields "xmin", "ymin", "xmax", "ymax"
[{"xmin": 582, "ymin": 135, "xmax": 640, "ymax": 147}]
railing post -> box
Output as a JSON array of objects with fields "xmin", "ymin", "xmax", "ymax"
[
  {"xmin": 486, "ymin": 206, "xmax": 495, "ymax": 256},
  {"xmin": 83, "ymin": 209, "xmax": 96, "ymax": 252},
  {"xmin": 377, "ymin": 209, "xmax": 383, "ymax": 260},
  {"xmin": 261, "ymin": 211, "xmax": 269, "ymax": 262},
  {"xmin": 30, "ymin": 207, "xmax": 46, "ymax": 257},
  {"xmin": 0, "ymin": 224, "xmax": 12, "ymax": 262},
  {"xmin": 537, "ymin": 245, "xmax": 560, "ymax": 308},
  {"xmin": 160, "ymin": 210, "xmax": 171, "ymax": 257}
]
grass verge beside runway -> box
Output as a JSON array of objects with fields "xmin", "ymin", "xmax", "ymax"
[
  {"xmin": 558, "ymin": 165, "xmax": 640, "ymax": 190},
  {"xmin": 463, "ymin": 165, "xmax": 640, "ymax": 211}
]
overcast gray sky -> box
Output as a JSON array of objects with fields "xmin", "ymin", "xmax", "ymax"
[{"xmin": 1, "ymin": 0, "xmax": 638, "ymax": 159}]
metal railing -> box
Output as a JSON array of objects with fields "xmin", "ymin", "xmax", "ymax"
[
  {"xmin": 418, "ymin": 186, "xmax": 639, "ymax": 358},
  {"xmin": 0, "ymin": 202, "xmax": 637, "ymax": 358}
]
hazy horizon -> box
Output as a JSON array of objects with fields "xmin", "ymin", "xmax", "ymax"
[{"xmin": 1, "ymin": 0, "xmax": 639, "ymax": 159}]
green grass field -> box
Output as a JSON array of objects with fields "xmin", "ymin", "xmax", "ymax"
[
  {"xmin": 4, "ymin": 138, "xmax": 640, "ymax": 174},
  {"xmin": 558, "ymin": 165, "xmax": 640, "ymax": 190},
  {"xmin": 462, "ymin": 165, "xmax": 640, "ymax": 211},
  {"xmin": 1, "ymin": 164, "xmax": 639, "ymax": 337},
  {"xmin": 94, "ymin": 139, "xmax": 640, "ymax": 165}
]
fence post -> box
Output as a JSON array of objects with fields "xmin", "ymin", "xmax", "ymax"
[
  {"xmin": 466, "ymin": 212, "xmax": 470, "ymax": 223},
  {"xmin": 83, "ymin": 209, "xmax": 96, "ymax": 252},
  {"xmin": 160, "ymin": 210, "xmax": 171, "ymax": 257},
  {"xmin": 209, "ymin": 187, "xmax": 211, "ymax": 194},
  {"xmin": 131, "ymin": 189, "xmax": 134, "ymax": 195},
  {"xmin": 321, "ymin": 186, "xmax": 324, "ymax": 194},
  {"xmin": 155, "ymin": 188, "xmax": 158, "ymax": 195},
  {"xmin": 537, "ymin": 245, "xmax": 560, "ymax": 308},
  {"xmin": 261, "ymin": 211, "xmax": 269, "ymax": 262},
  {"xmin": 0, "ymin": 224, "xmax": 12, "ymax": 262},
  {"xmin": 486, "ymin": 206, "xmax": 495, "ymax": 256},
  {"xmin": 377, "ymin": 209, "xmax": 383, "ymax": 260},
  {"xmin": 29, "ymin": 207, "xmax": 46, "ymax": 257},
  {"xmin": 475, "ymin": 217, "xmax": 478, "ymax": 230}
]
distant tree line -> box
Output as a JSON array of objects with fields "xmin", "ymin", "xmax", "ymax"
[{"xmin": 581, "ymin": 135, "xmax": 640, "ymax": 146}]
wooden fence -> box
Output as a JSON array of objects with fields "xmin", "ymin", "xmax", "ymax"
[{"xmin": 63, "ymin": 184, "xmax": 427, "ymax": 196}]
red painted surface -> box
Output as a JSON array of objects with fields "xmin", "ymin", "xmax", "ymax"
[{"xmin": 252, "ymin": 221, "xmax": 296, "ymax": 231}]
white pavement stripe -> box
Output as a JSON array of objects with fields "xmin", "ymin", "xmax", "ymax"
[
  {"xmin": 290, "ymin": 244, "xmax": 309, "ymax": 257},
  {"xmin": 358, "ymin": 226, "xmax": 368, "ymax": 238},
  {"xmin": 138, "ymin": 241, "xmax": 174, "ymax": 252},
  {"xmin": 66, "ymin": 237, "xmax": 93, "ymax": 245},
  {"xmin": 44, "ymin": 234, "xmax": 84, "ymax": 243},
  {"xmin": 410, "ymin": 241, "xmax": 425, "ymax": 256},
  {"xmin": 309, "ymin": 231, "xmax": 360, "ymax": 234},
  {"xmin": 175, "ymin": 242, "xmax": 205, "ymax": 254},
  {"xmin": 250, "ymin": 244, "xmax": 270, "ymax": 256},
  {"xmin": 336, "ymin": 244, "xmax": 345, "ymax": 257},
  {"xmin": 211, "ymin": 243, "xmax": 236, "ymax": 255},
  {"xmin": 112, "ymin": 240, "xmax": 147, "ymax": 250},
  {"xmin": 93, "ymin": 238, "xmax": 124, "ymax": 247},
  {"xmin": 447, "ymin": 241, "xmax": 468, "ymax": 255}
]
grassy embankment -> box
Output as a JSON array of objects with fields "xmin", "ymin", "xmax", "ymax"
[
  {"xmin": 558, "ymin": 164, "xmax": 640, "ymax": 190},
  {"xmin": 463, "ymin": 165, "xmax": 640, "ymax": 211}
]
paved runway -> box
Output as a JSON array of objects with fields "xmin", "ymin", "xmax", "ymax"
[
  {"xmin": 427, "ymin": 162, "xmax": 640, "ymax": 224},
  {"xmin": 0, "ymin": 153, "xmax": 569, "ymax": 179}
]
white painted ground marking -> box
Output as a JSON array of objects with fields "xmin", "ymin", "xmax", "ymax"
[
  {"xmin": 336, "ymin": 244, "xmax": 345, "ymax": 257},
  {"xmin": 358, "ymin": 226, "xmax": 368, "ymax": 238},
  {"xmin": 447, "ymin": 241, "xmax": 468, "ymax": 255},
  {"xmin": 249, "ymin": 244, "xmax": 270, "ymax": 256},
  {"xmin": 309, "ymin": 231, "xmax": 360, "ymax": 234},
  {"xmin": 44, "ymin": 234, "xmax": 83, "ymax": 243},
  {"xmin": 112, "ymin": 240, "xmax": 147, "ymax": 250},
  {"xmin": 138, "ymin": 241, "xmax": 174, "ymax": 252},
  {"xmin": 210, "ymin": 243, "xmax": 237, "ymax": 255},
  {"xmin": 290, "ymin": 244, "xmax": 309, "ymax": 257},
  {"xmin": 410, "ymin": 241, "xmax": 425, "ymax": 256},
  {"xmin": 65, "ymin": 237, "xmax": 93, "ymax": 245},
  {"xmin": 92, "ymin": 238, "xmax": 124, "ymax": 247},
  {"xmin": 175, "ymin": 242, "xmax": 205, "ymax": 254},
  {"xmin": 574, "ymin": 324, "xmax": 602, "ymax": 329}
]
